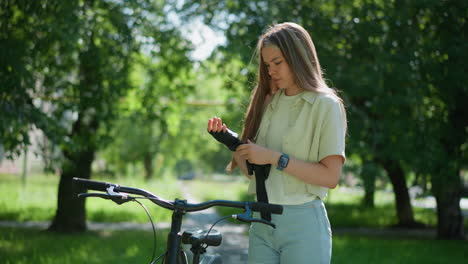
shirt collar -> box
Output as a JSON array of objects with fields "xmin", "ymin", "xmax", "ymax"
[{"xmin": 269, "ymin": 89, "xmax": 318, "ymax": 110}]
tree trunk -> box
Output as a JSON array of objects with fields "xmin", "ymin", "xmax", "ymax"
[
  {"xmin": 48, "ymin": 148, "xmax": 94, "ymax": 232},
  {"xmin": 433, "ymin": 167, "xmax": 464, "ymax": 240},
  {"xmin": 361, "ymin": 163, "xmax": 377, "ymax": 208},
  {"xmin": 381, "ymin": 159, "xmax": 423, "ymax": 228},
  {"xmin": 48, "ymin": 26, "xmax": 104, "ymax": 232},
  {"xmin": 362, "ymin": 188, "xmax": 375, "ymax": 208},
  {"xmin": 48, "ymin": 110, "xmax": 98, "ymax": 232},
  {"xmin": 143, "ymin": 152, "xmax": 154, "ymax": 180},
  {"xmin": 435, "ymin": 191, "xmax": 464, "ymax": 240}
]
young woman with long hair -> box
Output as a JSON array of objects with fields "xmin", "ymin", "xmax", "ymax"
[{"xmin": 207, "ymin": 22, "xmax": 347, "ymax": 264}]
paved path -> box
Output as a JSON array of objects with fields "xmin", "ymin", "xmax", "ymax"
[{"xmin": 178, "ymin": 181, "xmax": 249, "ymax": 264}]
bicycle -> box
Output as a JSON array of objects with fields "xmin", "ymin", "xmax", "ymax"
[{"xmin": 73, "ymin": 177, "xmax": 283, "ymax": 264}]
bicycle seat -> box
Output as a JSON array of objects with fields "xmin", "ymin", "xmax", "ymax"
[{"xmin": 182, "ymin": 228, "xmax": 222, "ymax": 247}]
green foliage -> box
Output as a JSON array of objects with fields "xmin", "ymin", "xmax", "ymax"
[
  {"xmin": 1, "ymin": 0, "xmax": 195, "ymax": 167},
  {"xmin": 99, "ymin": 57, "xmax": 237, "ymax": 177},
  {"xmin": 0, "ymin": 0, "xmax": 78, "ymax": 158}
]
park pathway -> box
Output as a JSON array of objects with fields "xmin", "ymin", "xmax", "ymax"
[{"xmin": 178, "ymin": 180, "xmax": 249, "ymax": 264}]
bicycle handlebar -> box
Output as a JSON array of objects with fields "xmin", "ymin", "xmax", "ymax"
[
  {"xmin": 74, "ymin": 177, "xmax": 109, "ymax": 192},
  {"xmin": 73, "ymin": 177, "xmax": 283, "ymax": 215},
  {"xmin": 74, "ymin": 177, "xmax": 283, "ymax": 263}
]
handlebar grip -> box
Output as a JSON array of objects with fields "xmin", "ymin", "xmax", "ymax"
[
  {"xmin": 250, "ymin": 202, "xmax": 283, "ymax": 215},
  {"xmin": 73, "ymin": 177, "xmax": 110, "ymax": 192}
]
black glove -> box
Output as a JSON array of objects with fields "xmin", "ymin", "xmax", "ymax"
[{"xmin": 209, "ymin": 129, "xmax": 243, "ymax": 152}]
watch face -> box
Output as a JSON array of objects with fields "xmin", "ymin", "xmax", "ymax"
[
  {"xmin": 279, "ymin": 156, "xmax": 287, "ymax": 167},
  {"xmin": 279, "ymin": 154, "xmax": 289, "ymax": 168}
]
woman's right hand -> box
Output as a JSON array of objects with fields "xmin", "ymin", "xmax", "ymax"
[
  {"xmin": 207, "ymin": 116, "xmax": 250, "ymax": 178},
  {"xmin": 207, "ymin": 116, "xmax": 227, "ymax": 133}
]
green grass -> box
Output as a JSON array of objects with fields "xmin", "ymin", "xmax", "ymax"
[
  {"xmin": 332, "ymin": 234, "xmax": 468, "ymax": 264},
  {"xmin": 1, "ymin": 175, "xmax": 467, "ymax": 263},
  {"xmin": 0, "ymin": 226, "xmax": 168, "ymax": 264},
  {"xmin": 0, "ymin": 173, "xmax": 182, "ymax": 224},
  {"xmin": 1, "ymin": 226, "xmax": 467, "ymax": 264}
]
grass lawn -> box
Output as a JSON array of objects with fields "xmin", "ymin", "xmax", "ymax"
[
  {"xmin": 1, "ymin": 174, "xmax": 467, "ymax": 263},
  {"xmin": 1, "ymin": 226, "xmax": 467, "ymax": 264},
  {"xmin": 332, "ymin": 234, "xmax": 468, "ymax": 264},
  {"xmin": 0, "ymin": 226, "xmax": 168, "ymax": 264},
  {"xmin": 0, "ymin": 173, "xmax": 182, "ymax": 224}
]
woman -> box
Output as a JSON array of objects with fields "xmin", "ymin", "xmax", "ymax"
[{"xmin": 207, "ymin": 22, "xmax": 346, "ymax": 264}]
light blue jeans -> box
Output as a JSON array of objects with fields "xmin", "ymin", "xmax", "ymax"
[{"xmin": 247, "ymin": 199, "xmax": 332, "ymax": 264}]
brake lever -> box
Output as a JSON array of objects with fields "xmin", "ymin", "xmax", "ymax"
[
  {"xmin": 77, "ymin": 191, "xmax": 133, "ymax": 205},
  {"xmin": 78, "ymin": 193, "xmax": 112, "ymax": 200},
  {"xmin": 251, "ymin": 218, "xmax": 275, "ymax": 228},
  {"xmin": 233, "ymin": 213, "xmax": 276, "ymax": 228},
  {"xmin": 232, "ymin": 202, "xmax": 276, "ymax": 228}
]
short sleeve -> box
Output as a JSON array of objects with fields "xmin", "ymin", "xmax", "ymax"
[{"xmin": 318, "ymin": 100, "xmax": 346, "ymax": 163}]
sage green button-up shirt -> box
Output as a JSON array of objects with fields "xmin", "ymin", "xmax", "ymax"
[{"xmin": 248, "ymin": 89, "xmax": 346, "ymax": 202}]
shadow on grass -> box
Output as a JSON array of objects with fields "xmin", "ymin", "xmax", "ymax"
[
  {"xmin": 327, "ymin": 203, "xmax": 439, "ymax": 228},
  {"xmin": 332, "ymin": 233, "xmax": 468, "ymax": 264},
  {"xmin": 0, "ymin": 201, "xmax": 173, "ymax": 224},
  {"xmin": 328, "ymin": 203, "xmax": 400, "ymax": 228}
]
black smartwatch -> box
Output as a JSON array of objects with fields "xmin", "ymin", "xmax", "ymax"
[{"xmin": 276, "ymin": 153, "xmax": 289, "ymax": 171}]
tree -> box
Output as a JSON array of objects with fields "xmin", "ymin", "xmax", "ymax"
[
  {"xmin": 1, "ymin": 0, "xmax": 76, "ymax": 158},
  {"xmin": 414, "ymin": 0, "xmax": 467, "ymax": 239},
  {"xmin": 335, "ymin": 0, "xmax": 425, "ymax": 228},
  {"xmin": 1, "ymin": 0, "xmax": 194, "ymax": 232}
]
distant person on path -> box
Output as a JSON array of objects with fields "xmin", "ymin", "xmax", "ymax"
[{"xmin": 207, "ymin": 22, "xmax": 347, "ymax": 264}]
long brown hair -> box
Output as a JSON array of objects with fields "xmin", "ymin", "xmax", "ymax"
[{"xmin": 229, "ymin": 22, "xmax": 346, "ymax": 171}]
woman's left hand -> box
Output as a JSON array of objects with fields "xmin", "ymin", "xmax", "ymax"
[{"xmin": 236, "ymin": 140, "xmax": 278, "ymax": 165}]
